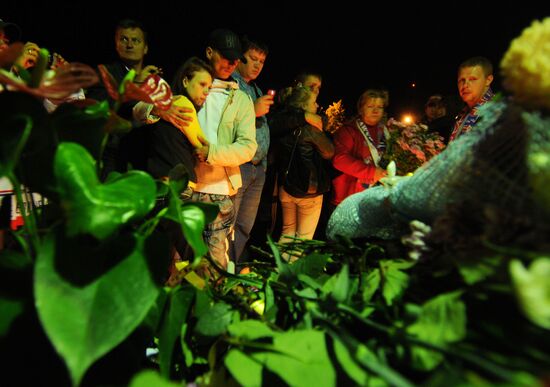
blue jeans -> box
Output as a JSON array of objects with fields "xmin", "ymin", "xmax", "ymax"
[
  {"xmin": 230, "ymin": 162, "xmax": 266, "ymax": 264},
  {"xmin": 190, "ymin": 192, "xmax": 235, "ymax": 269}
]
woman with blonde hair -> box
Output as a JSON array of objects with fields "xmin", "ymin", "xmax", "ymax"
[
  {"xmin": 331, "ymin": 88, "xmax": 389, "ymax": 205},
  {"xmin": 274, "ymin": 86, "xmax": 334, "ymax": 254}
]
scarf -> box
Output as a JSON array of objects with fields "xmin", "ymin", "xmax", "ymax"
[{"xmin": 450, "ymin": 88, "xmax": 494, "ymax": 142}]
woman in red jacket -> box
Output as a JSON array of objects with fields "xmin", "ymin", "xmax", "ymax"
[{"xmin": 331, "ymin": 89, "xmax": 389, "ymax": 205}]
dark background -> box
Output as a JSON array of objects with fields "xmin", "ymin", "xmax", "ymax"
[{"xmin": 2, "ymin": 1, "xmax": 549, "ymax": 119}]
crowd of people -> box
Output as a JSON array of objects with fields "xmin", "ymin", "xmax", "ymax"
[{"xmin": 0, "ymin": 17, "xmax": 496, "ymax": 282}]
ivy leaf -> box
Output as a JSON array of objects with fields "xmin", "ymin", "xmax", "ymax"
[
  {"xmin": 35, "ymin": 229, "xmax": 160, "ymax": 386},
  {"xmin": 406, "ymin": 291, "xmax": 466, "ymax": 371},
  {"xmin": 54, "ymin": 142, "xmax": 156, "ymax": 240}
]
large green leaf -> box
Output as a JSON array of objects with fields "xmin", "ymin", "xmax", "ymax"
[
  {"xmin": 225, "ymin": 349, "xmax": 263, "ymax": 387},
  {"xmin": 251, "ymin": 330, "xmax": 336, "ymax": 387},
  {"xmin": 407, "ymin": 291, "xmax": 466, "ymax": 371},
  {"xmin": 158, "ymin": 285, "xmax": 195, "ymax": 377},
  {"xmin": 34, "ymin": 229, "xmax": 161, "ymax": 386},
  {"xmin": 54, "ymin": 142, "xmax": 156, "ymax": 240}
]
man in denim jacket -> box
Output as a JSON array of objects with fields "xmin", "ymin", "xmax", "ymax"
[{"xmin": 229, "ymin": 36, "xmax": 274, "ymax": 267}]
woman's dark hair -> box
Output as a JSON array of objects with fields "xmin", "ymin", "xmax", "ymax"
[{"xmin": 171, "ymin": 56, "xmax": 214, "ymax": 95}]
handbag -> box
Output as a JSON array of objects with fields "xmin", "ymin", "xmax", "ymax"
[{"xmin": 282, "ymin": 128, "xmax": 331, "ymax": 198}]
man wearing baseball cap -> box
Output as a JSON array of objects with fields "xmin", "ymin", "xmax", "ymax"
[{"xmin": 190, "ymin": 28, "xmax": 257, "ymax": 272}]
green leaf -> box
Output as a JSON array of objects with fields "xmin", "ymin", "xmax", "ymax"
[
  {"xmin": 0, "ymin": 297, "xmax": 24, "ymax": 337},
  {"xmin": 380, "ymin": 260, "xmax": 411, "ymax": 306},
  {"xmin": 509, "ymin": 257, "xmax": 550, "ymax": 329},
  {"xmin": 355, "ymin": 343, "xmax": 412, "ymax": 387},
  {"xmin": 195, "ymin": 302, "xmax": 233, "ymax": 336},
  {"xmin": 225, "ymin": 349, "xmax": 263, "ymax": 387},
  {"xmin": 332, "ymin": 337, "xmax": 369, "ymax": 385},
  {"xmin": 54, "ymin": 142, "xmax": 156, "ymax": 240},
  {"xmin": 252, "ymin": 330, "xmax": 336, "ymax": 387},
  {"xmin": 287, "ymin": 252, "xmax": 330, "ymax": 277},
  {"xmin": 456, "ymin": 255, "xmax": 501, "ymax": 285},
  {"xmin": 158, "ymin": 285, "xmax": 195, "ymax": 378},
  {"xmin": 34, "ymin": 229, "xmax": 161, "ymax": 386},
  {"xmin": 332, "ymin": 264, "xmax": 350, "ymax": 302},
  {"xmin": 162, "ymin": 181, "xmax": 218, "ymax": 261},
  {"xmin": 129, "ymin": 369, "xmax": 181, "ymax": 387},
  {"xmin": 228, "ymin": 319, "xmax": 275, "ymax": 340},
  {"xmin": 321, "ymin": 264, "xmax": 350, "ymax": 302},
  {"xmin": 362, "ymin": 269, "xmax": 381, "ymax": 303},
  {"xmin": 407, "ymin": 291, "xmax": 466, "ymax": 371}
]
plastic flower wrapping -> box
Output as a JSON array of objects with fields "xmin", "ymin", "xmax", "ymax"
[
  {"xmin": 323, "ymin": 99, "xmax": 346, "ymax": 134},
  {"xmin": 380, "ymin": 118, "xmax": 446, "ymax": 175}
]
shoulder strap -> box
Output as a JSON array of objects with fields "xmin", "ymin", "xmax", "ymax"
[{"xmin": 284, "ymin": 129, "xmax": 302, "ymax": 177}]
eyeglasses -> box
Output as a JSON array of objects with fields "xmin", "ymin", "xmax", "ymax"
[{"xmin": 118, "ymin": 36, "xmax": 143, "ymax": 45}]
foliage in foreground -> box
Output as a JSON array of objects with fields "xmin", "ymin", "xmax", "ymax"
[{"xmin": 0, "ymin": 90, "xmax": 549, "ymax": 387}]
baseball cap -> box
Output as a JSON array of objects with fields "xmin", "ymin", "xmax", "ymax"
[
  {"xmin": 207, "ymin": 29, "xmax": 247, "ymax": 63},
  {"xmin": 0, "ymin": 18, "xmax": 22, "ymax": 41}
]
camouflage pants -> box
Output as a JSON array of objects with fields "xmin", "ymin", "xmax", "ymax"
[{"xmin": 190, "ymin": 192, "xmax": 235, "ymax": 269}]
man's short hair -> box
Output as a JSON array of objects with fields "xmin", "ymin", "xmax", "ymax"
[
  {"xmin": 458, "ymin": 56, "xmax": 493, "ymax": 77},
  {"xmin": 240, "ymin": 35, "xmax": 269, "ymax": 56},
  {"xmin": 116, "ymin": 18, "xmax": 148, "ymax": 44}
]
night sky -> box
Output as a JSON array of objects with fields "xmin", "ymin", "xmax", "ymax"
[{"xmin": 3, "ymin": 1, "xmax": 550, "ymax": 119}]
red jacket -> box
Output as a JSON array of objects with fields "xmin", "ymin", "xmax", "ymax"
[{"xmin": 331, "ymin": 120, "xmax": 385, "ymax": 205}]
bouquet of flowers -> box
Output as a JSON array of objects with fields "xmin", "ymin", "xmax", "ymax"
[
  {"xmin": 323, "ymin": 99, "xmax": 346, "ymax": 134},
  {"xmin": 380, "ymin": 118, "xmax": 446, "ymax": 175}
]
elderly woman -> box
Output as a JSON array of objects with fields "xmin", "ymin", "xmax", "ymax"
[{"xmin": 331, "ymin": 89, "xmax": 389, "ymax": 206}]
